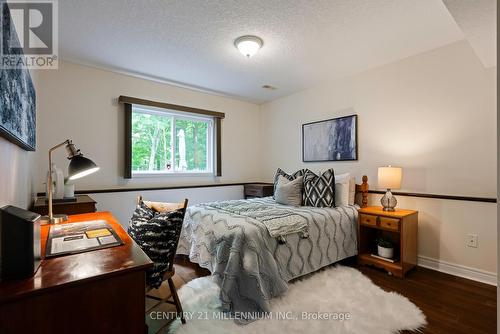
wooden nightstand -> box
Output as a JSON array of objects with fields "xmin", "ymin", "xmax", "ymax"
[
  {"xmin": 357, "ymin": 206, "xmax": 418, "ymax": 278},
  {"xmin": 32, "ymin": 195, "xmax": 97, "ymax": 216},
  {"xmin": 244, "ymin": 183, "xmax": 274, "ymax": 199}
]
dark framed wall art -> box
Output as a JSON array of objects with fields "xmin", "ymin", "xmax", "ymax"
[
  {"xmin": 0, "ymin": 1, "xmax": 37, "ymax": 151},
  {"xmin": 302, "ymin": 114, "xmax": 357, "ymax": 162}
]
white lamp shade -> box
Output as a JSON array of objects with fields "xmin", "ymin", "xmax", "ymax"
[
  {"xmin": 378, "ymin": 166, "xmax": 402, "ymax": 190},
  {"xmin": 235, "ymin": 36, "xmax": 263, "ymax": 58}
]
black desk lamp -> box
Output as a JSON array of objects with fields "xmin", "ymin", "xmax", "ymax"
[{"xmin": 40, "ymin": 140, "xmax": 99, "ymax": 225}]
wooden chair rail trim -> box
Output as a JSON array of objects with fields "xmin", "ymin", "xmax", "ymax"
[
  {"xmin": 34, "ymin": 178, "xmax": 494, "ymax": 203},
  {"xmin": 37, "ymin": 182, "xmax": 271, "ymax": 196},
  {"xmin": 368, "ymin": 190, "xmax": 496, "ymax": 203}
]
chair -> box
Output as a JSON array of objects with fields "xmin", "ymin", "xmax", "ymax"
[{"xmin": 137, "ymin": 196, "xmax": 189, "ymax": 326}]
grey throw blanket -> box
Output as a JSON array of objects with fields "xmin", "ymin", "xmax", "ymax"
[
  {"xmin": 177, "ymin": 197, "xmax": 359, "ymax": 324},
  {"xmin": 206, "ymin": 200, "xmax": 308, "ymax": 239}
]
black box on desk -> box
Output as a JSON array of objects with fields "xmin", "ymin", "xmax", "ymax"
[{"xmin": 0, "ymin": 206, "xmax": 41, "ymax": 281}]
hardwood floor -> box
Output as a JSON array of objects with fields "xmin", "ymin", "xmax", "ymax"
[
  {"xmin": 146, "ymin": 256, "xmax": 496, "ymax": 334},
  {"xmin": 145, "ymin": 257, "xmax": 210, "ymax": 333},
  {"xmin": 357, "ymin": 265, "xmax": 496, "ymax": 334}
]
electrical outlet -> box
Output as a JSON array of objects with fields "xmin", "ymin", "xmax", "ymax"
[{"xmin": 466, "ymin": 234, "xmax": 478, "ymax": 248}]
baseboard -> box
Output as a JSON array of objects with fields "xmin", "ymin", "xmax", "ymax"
[{"xmin": 417, "ymin": 255, "xmax": 497, "ymax": 286}]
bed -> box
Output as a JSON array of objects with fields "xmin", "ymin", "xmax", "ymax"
[{"xmin": 177, "ymin": 176, "xmax": 368, "ymax": 323}]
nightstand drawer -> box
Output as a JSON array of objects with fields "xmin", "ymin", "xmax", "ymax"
[
  {"xmin": 359, "ymin": 214, "xmax": 400, "ymax": 231},
  {"xmin": 359, "ymin": 214, "xmax": 378, "ymax": 227},
  {"xmin": 379, "ymin": 217, "xmax": 400, "ymax": 231}
]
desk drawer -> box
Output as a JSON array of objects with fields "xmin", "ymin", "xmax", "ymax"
[
  {"xmin": 379, "ymin": 217, "xmax": 400, "ymax": 231},
  {"xmin": 359, "ymin": 214, "xmax": 378, "ymax": 227}
]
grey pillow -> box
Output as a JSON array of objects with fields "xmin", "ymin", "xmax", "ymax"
[
  {"xmin": 273, "ymin": 168, "xmax": 310, "ymax": 201},
  {"xmin": 275, "ymin": 175, "xmax": 303, "ymax": 206}
]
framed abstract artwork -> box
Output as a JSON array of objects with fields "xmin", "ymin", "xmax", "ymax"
[
  {"xmin": 0, "ymin": 1, "xmax": 36, "ymax": 151},
  {"xmin": 302, "ymin": 114, "xmax": 357, "ymax": 162}
]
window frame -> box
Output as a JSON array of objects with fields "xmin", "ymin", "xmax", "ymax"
[
  {"xmin": 130, "ymin": 105, "xmax": 214, "ymax": 177},
  {"xmin": 120, "ymin": 96, "xmax": 224, "ymax": 179}
]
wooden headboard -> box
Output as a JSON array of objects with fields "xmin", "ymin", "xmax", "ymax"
[{"xmin": 355, "ymin": 175, "xmax": 369, "ymax": 208}]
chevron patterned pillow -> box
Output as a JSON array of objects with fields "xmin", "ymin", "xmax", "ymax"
[
  {"xmin": 273, "ymin": 168, "xmax": 310, "ymax": 201},
  {"xmin": 303, "ymin": 169, "xmax": 336, "ymax": 207}
]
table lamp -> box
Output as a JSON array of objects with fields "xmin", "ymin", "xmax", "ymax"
[
  {"xmin": 40, "ymin": 140, "xmax": 99, "ymax": 225},
  {"xmin": 377, "ymin": 166, "xmax": 402, "ymax": 212}
]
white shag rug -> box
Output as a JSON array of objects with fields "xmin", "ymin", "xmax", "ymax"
[{"xmin": 168, "ymin": 266, "xmax": 426, "ymax": 334}]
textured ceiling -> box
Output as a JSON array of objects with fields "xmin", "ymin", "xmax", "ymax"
[
  {"xmin": 59, "ymin": 0, "xmax": 465, "ymax": 103},
  {"xmin": 443, "ymin": 0, "xmax": 496, "ymax": 68}
]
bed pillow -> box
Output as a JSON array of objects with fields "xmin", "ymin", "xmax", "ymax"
[
  {"xmin": 348, "ymin": 176, "xmax": 356, "ymax": 205},
  {"xmin": 127, "ymin": 202, "xmax": 185, "ymax": 288},
  {"xmin": 275, "ymin": 175, "xmax": 303, "ymax": 206},
  {"xmin": 273, "ymin": 168, "xmax": 310, "ymax": 199},
  {"xmin": 336, "ymin": 173, "xmax": 356, "ymax": 205},
  {"xmin": 335, "ymin": 174, "xmax": 350, "ymax": 207},
  {"xmin": 303, "ymin": 169, "xmax": 335, "ymax": 207}
]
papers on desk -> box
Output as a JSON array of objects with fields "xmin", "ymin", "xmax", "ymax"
[{"xmin": 46, "ymin": 220, "xmax": 123, "ymax": 257}]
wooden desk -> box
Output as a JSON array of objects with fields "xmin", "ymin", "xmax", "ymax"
[{"xmin": 0, "ymin": 212, "xmax": 153, "ymax": 334}]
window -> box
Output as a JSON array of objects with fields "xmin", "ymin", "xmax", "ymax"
[
  {"xmin": 131, "ymin": 105, "xmax": 214, "ymax": 175},
  {"xmin": 120, "ymin": 95, "xmax": 224, "ymax": 179}
]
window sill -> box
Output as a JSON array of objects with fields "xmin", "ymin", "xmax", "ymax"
[{"xmin": 131, "ymin": 172, "xmax": 215, "ymax": 178}]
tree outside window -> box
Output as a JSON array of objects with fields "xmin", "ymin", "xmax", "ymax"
[{"xmin": 131, "ymin": 107, "xmax": 213, "ymax": 174}]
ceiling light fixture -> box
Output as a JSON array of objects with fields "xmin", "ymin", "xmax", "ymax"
[{"xmin": 234, "ymin": 35, "xmax": 263, "ymax": 58}]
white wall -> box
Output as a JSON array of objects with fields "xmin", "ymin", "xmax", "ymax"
[
  {"xmin": 34, "ymin": 60, "xmax": 262, "ymax": 193},
  {"xmin": 260, "ymin": 41, "xmax": 497, "ymax": 277},
  {"xmin": 370, "ymin": 193, "xmax": 496, "ymax": 284},
  {"xmin": 32, "ymin": 41, "xmax": 496, "ymax": 282},
  {"xmin": 0, "ymin": 137, "xmax": 36, "ymax": 209}
]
